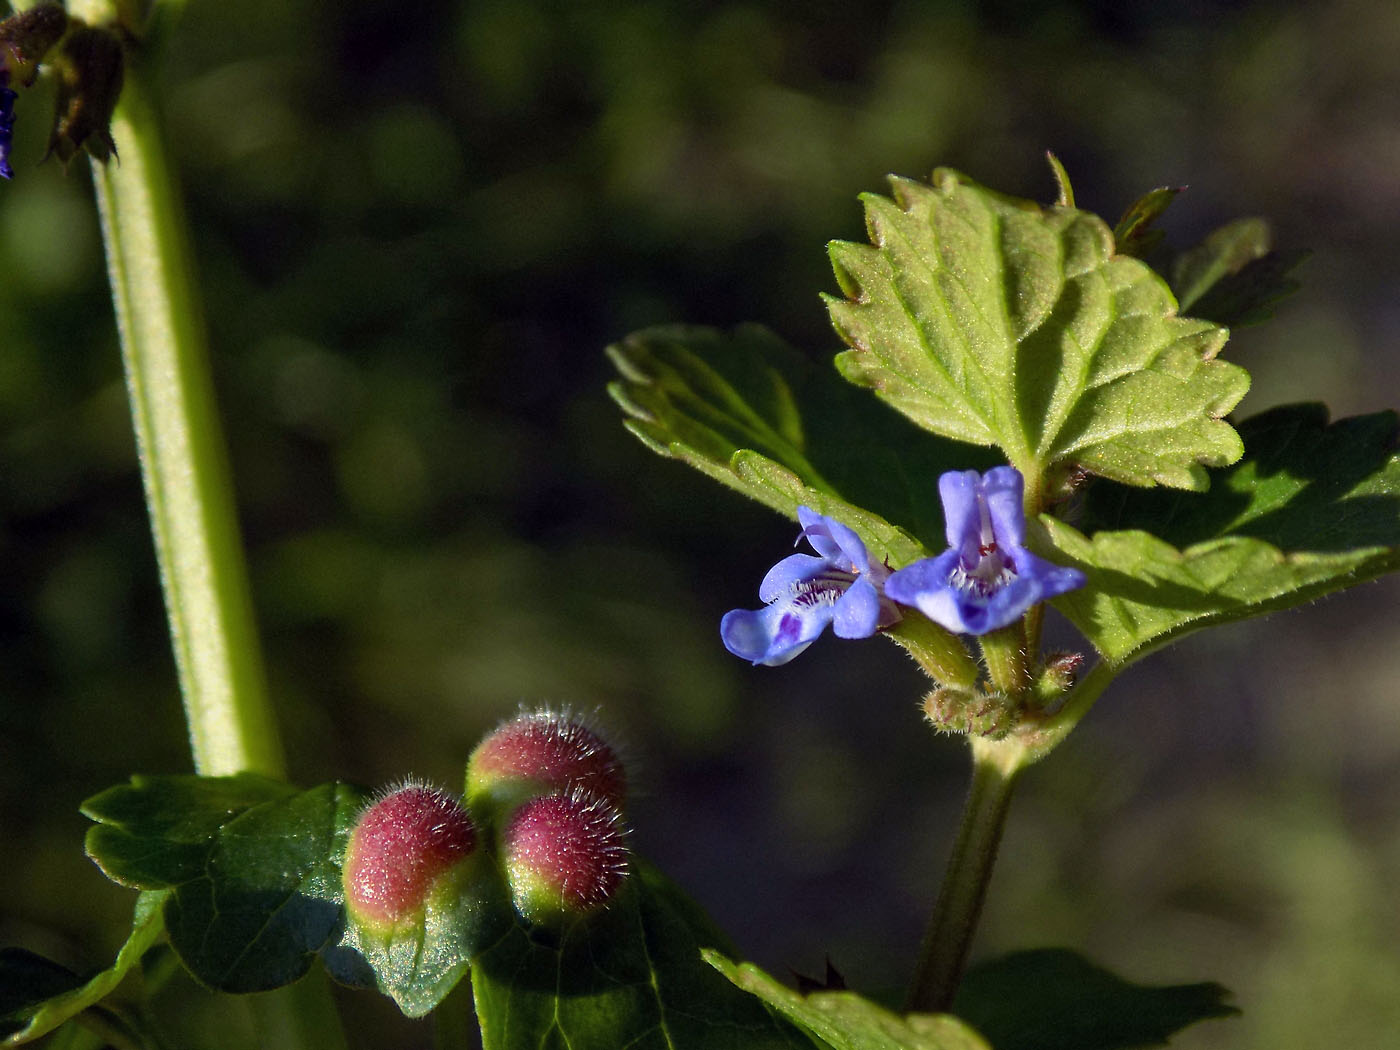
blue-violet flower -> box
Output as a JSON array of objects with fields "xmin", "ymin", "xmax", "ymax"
[
  {"xmin": 721, "ymin": 506, "xmax": 899, "ymax": 666},
  {"xmin": 0, "ymin": 71, "xmax": 16, "ymax": 180},
  {"xmin": 885, "ymin": 467, "xmax": 1085, "ymax": 636}
]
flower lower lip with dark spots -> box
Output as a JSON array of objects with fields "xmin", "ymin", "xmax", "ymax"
[{"xmin": 721, "ymin": 506, "xmax": 900, "ymax": 666}]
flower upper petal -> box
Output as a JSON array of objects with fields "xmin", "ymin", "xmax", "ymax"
[
  {"xmin": 937, "ymin": 471, "xmax": 982, "ymax": 550},
  {"xmin": 981, "ymin": 466, "xmax": 1026, "ymax": 549},
  {"xmin": 758, "ymin": 553, "xmax": 830, "ymax": 603},
  {"xmin": 796, "ymin": 506, "xmax": 870, "ymax": 574}
]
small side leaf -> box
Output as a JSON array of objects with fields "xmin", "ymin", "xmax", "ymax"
[
  {"xmin": 1, "ymin": 891, "xmax": 166, "ymax": 1046},
  {"xmin": 954, "ymin": 949, "xmax": 1237, "ymax": 1050},
  {"xmin": 1112, "ymin": 186, "xmax": 1180, "ymax": 261},
  {"xmin": 471, "ymin": 861, "xmax": 816, "ymax": 1050},
  {"xmin": 608, "ymin": 322, "xmax": 993, "ymax": 561},
  {"xmin": 1044, "ymin": 404, "xmax": 1400, "ymax": 664},
  {"xmin": 827, "ymin": 169, "xmax": 1249, "ymax": 490},
  {"xmin": 1045, "ymin": 152, "xmax": 1074, "ymax": 208},
  {"xmin": 706, "ymin": 952, "xmax": 990, "ymax": 1050},
  {"xmin": 83, "ymin": 775, "xmax": 370, "ymax": 994},
  {"xmin": 1171, "ymin": 217, "xmax": 1304, "ymax": 326}
]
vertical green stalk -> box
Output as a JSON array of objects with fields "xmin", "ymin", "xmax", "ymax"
[
  {"xmin": 86, "ymin": 14, "xmax": 283, "ymax": 777},
  {"xmin": 905, "ymin": 734, "xmax": 1026, "ymax": 1013}
]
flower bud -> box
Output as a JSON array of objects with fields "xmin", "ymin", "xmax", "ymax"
[
  {"xmin": 501, "ymin": 790, "xmax": 629, "ymax": 927},
  {"xmin": 466, "ymin": 707, "xmax": 626, "ymax": 819},
  {"xmin": 1033, "ymin": 650, "xmax": 1084, "ymax": 710},
  {"xmin": 47, "ymin": 23, "xmax": 124, "ymax": 165},
  {"xmin": 342, "ymin": 782, "xmax": 478, "ymax": 931},
  {"xmin": 922, "ymin": 686, "xmax": 1018, "ymax": 738}
]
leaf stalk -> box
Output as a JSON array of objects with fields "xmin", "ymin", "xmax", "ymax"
[{"xmin": 905, "ymin": 733, "xmax": 1027, "ymax": 1014}]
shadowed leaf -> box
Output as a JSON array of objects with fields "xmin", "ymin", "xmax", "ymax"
[
  {"xmin": 1045, "ymin": 404, "xmax": 1400, "ymax": 664},
  {"xmin": 954, "ymin": 949, "xmax": 1236, "ymax": 1050},
  {"xmin": 608, "ymin": 322, "xmax": 994, "ymax": 561},
  {"xmin": 1171, "ymin": 217, "xmax": 1304, "ymax": 327},
  {"xmin": 0, "ymin": 892, "xmax": 165, "ymax": 1046}
]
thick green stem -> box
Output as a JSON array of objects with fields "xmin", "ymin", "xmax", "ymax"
[
  {"xmin": 247, "ymin": 970, "xmax": 350, "ymax": 1050},
  {"xmin": 906, "ymin": 734, "xmax": 1027, "ymax": 1014},
  {"xmin": 89, "ymin": 19, "xmax": 283, "ymax": 776}
]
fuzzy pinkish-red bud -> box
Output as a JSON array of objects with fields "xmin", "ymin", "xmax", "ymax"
[
  {"xmin": 466, "ymin": 708, "xmax": 626, "ymax": 816},
  {"xmin": 501, "ymin": 790, "xmax": 629, "ymax": 925},
  {"xmin": 343, "ymin": 783, "xmax": 476, "ymax": 928}
]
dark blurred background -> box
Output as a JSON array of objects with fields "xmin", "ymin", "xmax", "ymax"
[{"xmin": 2, "ymin": 0, "xmax": 1398, "ymax": 1046}]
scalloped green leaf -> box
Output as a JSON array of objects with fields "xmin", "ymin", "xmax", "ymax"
[
  {"xmin": 954, "ymin": 949, "xmax": 1236, "ymax": 1050},
  {"xmin": 608, "ymin": 322, "xmax": 997, "ymax": 562},
  {"xmin": 1043, "ymin": 404, "xmax": 1400, "ymax": 664},
  {"xmin": 0, "ymin": 893, "xmax": 164, "ymax": 1046},
  {"xmin": 83, "ymin": 774, "xmax": 370, "ymax": 994},
  {"xmin": 825, "ymin": 170, "xmax": 1249, "ymax": 490},
  {"xmin": 705, "ymin": 953, "xmax": 989, "ymax": 1050},
  {"xmin": 471, "ymin": 861, "xmax": 818, "ymax": 1050}
]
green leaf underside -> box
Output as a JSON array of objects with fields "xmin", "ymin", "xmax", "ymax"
[
  {"xmin": 1, "ymin": 892, "xmax": 165, "ymax": 1046},
  {"xmin": 954, "ymin": 949, "xmax": 1236, "ymax": 1050},
  {"xmin": 83, "ymin": 774, "xmax": 370, "ymax": 994},
  {"xmin": 1171, "ymin": 217, "xmax": 1304, "ymax": 327},
  {"xmin": 609, "ymin": 323, "xmax": 998, "ymax": 561},
  {"xmin": 472, "ymin": 862, "xmax": 816, "ymax": 1050},
  {"xmin": 1045, "ymin": 404, "xmax": 1400, "ymax": 664},
  {"xmin": 826, "ymin": 170, "xmax": 1249, "ymax": 490},
  {"xmin": 331, "ymin": 857, "xmax": 513, "ymax": 1018},
  {"xmin": 705, "ymin": 953, "xmax": 990, "ymax": 1050}
]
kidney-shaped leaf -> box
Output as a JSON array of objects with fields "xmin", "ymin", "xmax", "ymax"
[
  {"xmin": 826, "ymin": 170, "xmax": 1249, "ymax": 490},
  {"xmin": 83, "ymin": 774, "xmax": 370, "ymax": 994}
]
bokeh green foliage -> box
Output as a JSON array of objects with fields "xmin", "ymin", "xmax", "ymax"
[{"xmin": 2, "ymin": 1, "xmax": 1399, "ymax": 1048}]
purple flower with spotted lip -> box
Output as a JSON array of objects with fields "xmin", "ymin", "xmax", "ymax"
[
  {"xmin": 886, "ymin": 467, "xmax": 1085, "ymax": 636},
  {"xmin": 721, "ymin": 507, "xmax": 900, "ymax": 666}
]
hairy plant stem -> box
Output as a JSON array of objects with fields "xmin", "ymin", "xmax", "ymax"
[
  {"xmin": 905, "ymin": 734, "xmax": 1027, "ymax": 1014},
  {"xmin": 85, "ymin": 17, "xmax": 350, "ymax": 1050},
  {"xmin": 91, "ymin": 32, "xmax": 283, "ymax": 778},
  {"xmin": 246, "ymin": 970, "xmax": 350, "ymax": 1050}
]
